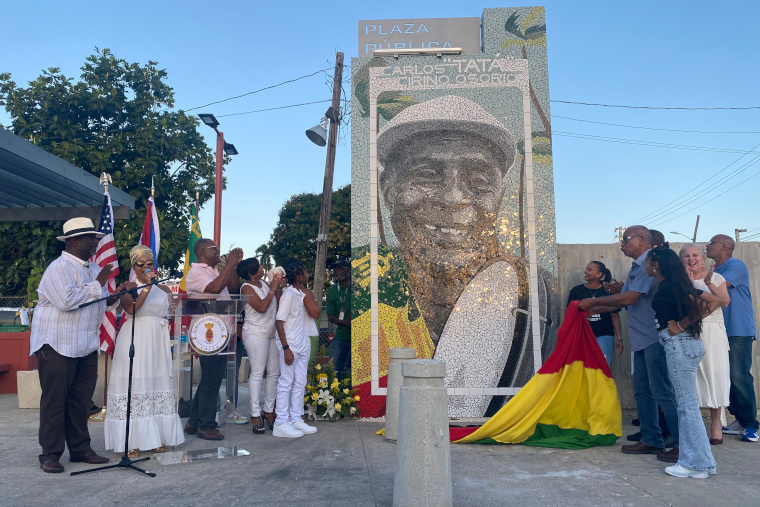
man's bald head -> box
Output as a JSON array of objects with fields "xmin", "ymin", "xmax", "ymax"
[
  {"xmin": 620, "ymin": 225, "xmax": 652, "ymax": 259},
  {"xmin": 194, "ymin": 238, "xmax": 213, "ymax": 257},
  {"xmin": 713, "ymin": 234, "xmax": 735, "ymax": 251}
]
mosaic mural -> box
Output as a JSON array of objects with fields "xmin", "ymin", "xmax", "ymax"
[{"xmin": 351, "ymin": 7, "xmax": 559, "ymax": 418}]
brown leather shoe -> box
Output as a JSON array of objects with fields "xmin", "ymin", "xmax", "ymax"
[
  {"xmin": 657, "ymin": 447, "xmax": 679, "ymax": 463},
  {"xmin": 621, "ymin": 441, "xmax": 664, "ymax": 454},
  {"xmin": 196, "ymin": 428, "xmax": 225, "ymax": 440},
  {"xmin": 70, "ymin": 451, "xmax": 110, "ymax": 464},
  {"xmin": 183, "ymin": 423, "xmax": 198, "ymax": 435},
  {"xmin": 709, "ymin": 438, "xmax": 723, "ymax": 445},
  {"xmin": 40, "ymin": 459, "xmax": 64, "ymax": 473}
]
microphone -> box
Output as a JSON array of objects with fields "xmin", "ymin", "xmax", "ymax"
[{"xmin": 143, "ymin": 268, "xmax": 158, "ymax": 283}]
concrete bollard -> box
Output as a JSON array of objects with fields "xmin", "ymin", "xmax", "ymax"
[
  {"xmin": 393, "ymin": 359, "xmax": 452, "ymax": 507},
  {"xmin": 385, "ymin": 347, "xmax": 417, "ymax": 442}
]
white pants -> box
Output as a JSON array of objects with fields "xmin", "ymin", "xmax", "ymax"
[
  {"xmin": 275, "ymin": 344, "xmax": 310, "ymax": 426},
  {"xmin": 241, "ymin": 330, "xmax": 280, "ymax": 417}
]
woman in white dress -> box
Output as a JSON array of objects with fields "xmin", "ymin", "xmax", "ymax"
[
  {"xmin": 238, "ymin": 258, "xmax": 285, "ymax": 434},
  {"xmin": 680, "ymin": 243, "xmax": 731, "ymax": 444},
  {"xmin": 104, "ymin": 245, "xmax": 184, "ymax": 456}
]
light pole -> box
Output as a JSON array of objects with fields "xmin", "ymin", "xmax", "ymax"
[
  {"xmin": 736, "ymin": 228, "xmax": 747, "ymax": 242},
  {"xmin": 670, "ymin": 231, "xmax": 693, "ymax": 242},
  {"xmin": 307, "ymin": 52, "xmax": 344, "ymax": 304},
  {"xmin": 198, "ymin": 113, "xmax": 238, "ymax": 247}
]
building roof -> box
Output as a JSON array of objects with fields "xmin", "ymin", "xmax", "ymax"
[{"xmin": 0, "ymin": 128, "xmax": 135, "ymax": 221}]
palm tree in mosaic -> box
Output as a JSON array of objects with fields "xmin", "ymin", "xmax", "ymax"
[{"xmin": 501, "ymin": 8, "xmax": 551, "ymax": 138}]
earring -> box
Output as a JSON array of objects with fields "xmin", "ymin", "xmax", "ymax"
[
  {"xmin": 653, "ymin": 269, "xmax": 657, "ymax": 274},
  {"xmin": 702, "ymin": 266, "xmax": 705, "ymax": 271}
]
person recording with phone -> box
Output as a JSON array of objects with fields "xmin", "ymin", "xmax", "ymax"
[{"xmin": 104, "ymin": 245, "xmax": 184, "ymax": 457}]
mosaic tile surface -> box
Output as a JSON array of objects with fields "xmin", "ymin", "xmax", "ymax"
[{"xmin": 351, "ymin": 7, "xmax": 559, "ymax": 418}]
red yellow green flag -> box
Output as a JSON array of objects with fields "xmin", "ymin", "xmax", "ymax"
[
  {"xmin": 450, "ymin": 300, "xmax": 622, "ymax": 449},
  {"xmin": 179, "ymin": 203, "xmax": 201, "ymax": 292}
]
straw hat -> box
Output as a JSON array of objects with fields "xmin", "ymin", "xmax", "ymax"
[{"xmin": 56, "ymin": 217, "xmax": 106, "ymax": 242}]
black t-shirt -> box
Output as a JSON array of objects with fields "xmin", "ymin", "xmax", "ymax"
[
  {"xmin": 567, "ymin": 284, "xmax": 620, "ymax": 337},
  {"xmin": 651, "ymin": 278, "xmax": 703, "ymax": 331}
]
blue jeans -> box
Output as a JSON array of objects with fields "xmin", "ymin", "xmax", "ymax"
[
  {"xmin": 596, "ymin": 335, "xmax": 615, "ymax": 367},
  {"xmin": 329, "ymin": 339, "xmax": 352, "ymax": 383},
  {"xmin": 660, "ymin": 330, "xmax": 716, "ymax": 471},
  {"xmin": 727, "ymin": 336, "xmax": 759, "ymax": 430},
  {"xmin": 632, "ymin": 341, "xmax": 680, "ymax": 448}
]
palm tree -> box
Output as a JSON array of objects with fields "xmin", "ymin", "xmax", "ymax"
[{"xmin": 255, "ymin": 243, "xmax": 274, "ymax": 271}]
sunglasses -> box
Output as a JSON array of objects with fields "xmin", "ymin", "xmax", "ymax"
[
  {"xmin": 706, "ymin": 240, "xmax": 724, "ymax": 247},
  {"xmin": 135, "ymin": 261, "xmax": 155, "ymax": 268},
  {"xmin": 204, "ymin": 245, "xmax": 220, "ymax": 251},
  {"xmin": 621, "ymin": 235, "xmax": 642, "ymax": 245}
]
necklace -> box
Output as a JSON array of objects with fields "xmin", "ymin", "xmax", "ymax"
[{"xmin": 586, "ymin": 285, "xmax": 601, "ymax": 298}]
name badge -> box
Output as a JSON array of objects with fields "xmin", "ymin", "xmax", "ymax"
[{"xmin": 339, "ymin": 311, "xmax": 344, "ymax": 320}]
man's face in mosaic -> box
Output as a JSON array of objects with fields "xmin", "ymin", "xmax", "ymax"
[{"xmin": 381, "ymin": 130, "xmax": 508, "ymax": 269}]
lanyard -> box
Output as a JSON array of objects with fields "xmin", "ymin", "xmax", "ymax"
[{"xmin": 338, "ymin": 284, "xmax": 349, "ymax": 308}]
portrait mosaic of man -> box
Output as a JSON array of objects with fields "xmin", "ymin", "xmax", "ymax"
[{"xmin": 376, "ymin": 94, "xmax": 558, "ymax": 417}]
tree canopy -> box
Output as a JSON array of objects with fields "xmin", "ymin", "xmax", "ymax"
[
  {"xmin": 0, "ymin": 48, "xmax": 217, "ymax": 295},
  {"xmin": 268, "ymin": 184, "xmax": 351, "ymax": 275}
]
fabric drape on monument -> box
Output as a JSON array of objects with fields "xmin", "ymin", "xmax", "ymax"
[{"xmin": 450, "ymin": 301, "xmax": 621, "ymax": 449}]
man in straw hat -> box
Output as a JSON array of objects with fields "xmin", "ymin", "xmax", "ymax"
[
  {"xmin": 31, "ymin": 217, "xmax": 125, "ymax": 473},
  {"xmin": 377, "ymin": 95, "xmax": 557, "ymax": 417}
]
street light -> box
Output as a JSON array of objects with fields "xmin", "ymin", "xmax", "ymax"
[
  {"xmin": 736, "ymin": 228, "xmax": 747, "ymax": 242},
  {"xmin": 198, "ymin": 113, "xmax": 237, "ymax": 247},
  {"xmin": 670, "ymin": 231, "xmax": 692, "ymax": 241}
]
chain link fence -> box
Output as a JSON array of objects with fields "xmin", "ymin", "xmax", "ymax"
[{"xmin": 0, "ymin": 296, "xmax": 30, "ymax": 325}]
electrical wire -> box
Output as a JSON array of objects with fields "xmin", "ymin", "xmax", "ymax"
[
  {"xmin": 553, "ymin": 131, "xmax": 760, "ymax": 155},
  {"xmin": 551, "ymin": 100, "xmax": 760, "ymax": 110},
  {"xmin": 217, "ymin": 100, "xmax": 332, "ymax": 118},
  {"xmin": 553, "ymin": 115, "xmax": 760, "ymax": 135},
  {"xmin": 184, "ymin": 68, "xmax": 330, "ymax": 112},
  {"xmin": 629, "ymin": 141, "xmax": 760, "ymax": 224}
]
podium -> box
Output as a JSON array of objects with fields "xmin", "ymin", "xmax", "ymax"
[{"xmin": 155, "ymin": 294, "xmax": 251, "ymax": 465}]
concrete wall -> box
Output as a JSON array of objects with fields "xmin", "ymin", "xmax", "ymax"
[{"xmin": 557, "ymin": 242, "xmax": 760, "ymax": 409}]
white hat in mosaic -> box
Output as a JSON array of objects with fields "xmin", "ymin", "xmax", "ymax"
[
  {"xmin": 376, "ymin": 95, "xmax": 517, "ymax": 172},
  {"xmin": 56, "ymin": 217, "xmax": 106, "ymax": 241}
]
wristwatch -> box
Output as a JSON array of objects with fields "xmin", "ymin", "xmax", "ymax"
[{"xmin": 282, "ymin": 344, "xmax": 290, "ymax": 351}]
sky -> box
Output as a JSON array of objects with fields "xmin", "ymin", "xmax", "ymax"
[{"xmin": 3, "ymin": 0, "xmax": 760, "ymax": 263}]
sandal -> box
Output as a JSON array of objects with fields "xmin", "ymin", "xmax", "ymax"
[
  {"xmin": 251, "ymin": 416, "xmax": 266, "ymax": 435},
  {"xmin": 262, "ymin": 411, "xmax": 276, "ymax": 431},
  {"xmin": 152, "ymin": 445, "xmax": 167, "ymax": 453},
  {"xmin": 127, "ymin": 449, "xmax": 139, "ymax": 458}
]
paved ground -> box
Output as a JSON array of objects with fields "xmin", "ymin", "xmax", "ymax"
[{"xmin": 1, "ymin": 392, "xmax": 758, "ymax": 507}]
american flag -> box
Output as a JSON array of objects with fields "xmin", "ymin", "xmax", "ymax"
[{"xmin": 95, "ymin": 192, "xmax": 120, "ymax": 355}]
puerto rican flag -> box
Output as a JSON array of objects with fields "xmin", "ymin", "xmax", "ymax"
[{"xmin": 95, "ymin": 192, "xmax": 120, "ymax": 355}]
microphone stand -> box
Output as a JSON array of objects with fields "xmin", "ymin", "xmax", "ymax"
[{"xmin": 71, "ymin": 276, "xmax": 172, "ymax": 478}]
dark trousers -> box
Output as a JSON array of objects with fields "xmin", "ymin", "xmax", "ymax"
[
  {"xmin": 728, "ymin": 336, "xmax": 760, "ymax": 430},
  {"xmin": 329, "ymin": 339, "xmax": 352, "ymax": 383},
  {"xmin": 35, "ymin": 345, "xmax": 98, "ymax": 463},
  {"xmin": 188, "ymin": 355, "xmax": 226, "ymax": 430}
]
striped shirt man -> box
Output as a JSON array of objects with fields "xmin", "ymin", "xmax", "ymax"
[{"xmin": 30, "ymin": 251, "xmax": 111, "ymax": 358}]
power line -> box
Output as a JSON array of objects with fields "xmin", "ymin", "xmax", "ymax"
[
  {"xmin": 649, "ymin": 159, "xmax": 760, "ymax": 228},
  {"xmin": 217, "ymin": 99, "xmax": 332, "ymax": 118},
  {"xmin": 553, "ymin": 131, "xmax": 760, "ymax": 154},
  {"xmin": 629, "ymin": 141, "xmax": 760, "ymax": 224},
  {"xmin": 551, "ymin": 100, "xmax": 760, "ymax": 110},
  {"xmin": 553, "ymin": 115, "xmax": 760, "ymax": 134},
  {"xmin": 183, "ymin": 68, "xmax": 330, "ymax": 112}
]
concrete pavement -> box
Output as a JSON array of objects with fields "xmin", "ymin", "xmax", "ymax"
[{"xmin": 1, "ymin": 393, "xmax": 758, "ymax": 506}]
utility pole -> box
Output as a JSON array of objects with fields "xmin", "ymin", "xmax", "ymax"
[
  {"xmin": 615, "ymin": 226, "xmax": 625, "ymax": 244},
  {"xmin": 312, "ymin": 52, "xmax": 344, "ymax": 305},
  {"xmin": 736, "ymin": 228, "xmax": 747, "ymax": 242},
  {"xmin": 692, "ymin": 215, "xmax": 700, "ymax": 242}
]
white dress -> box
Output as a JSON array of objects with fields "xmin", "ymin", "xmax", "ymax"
[
  {"xmin": 694, "ymin": 273, "xmax": 731, "ymax": 411},
  {"xmin": 105, "ymin": 287, "xmax": 184, "ymax": 452}
]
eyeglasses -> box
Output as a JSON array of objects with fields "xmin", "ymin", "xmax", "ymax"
[
  {"xmin": 621, "ymin": 235, "xmax": 643, "ymax": 245},
  {"xmin": 706, "ymin": 240, "xmax": 725, "ymax": 247},
  {"xmin": 204, "ymin": 245, "xmax": 220, "ymax": 251},
  {"xmin": 134, "ymin": 261, "xmax": 154, "ymax": 268}
]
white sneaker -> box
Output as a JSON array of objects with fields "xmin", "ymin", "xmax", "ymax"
[
  {"xmin": 226, "ymin": 410, "xmax": 249, "ymax": 425},
  {"xmin": 293, "ymin": 420, "xmax": 318, "ymax": 434},
  {"xmin": 722, "ymin": 420, "xmax": 744, "ymax": 435},
  {"xmin": 215, "ymin": 411, "xmax": 221, "ymax": 424},
  {"xmin": 272, "ymin": 423, "xmax": 304, "ymax": 438},
  {"xmin": 665, "ymin": 464, "xmax": 709, "ymax": 479}
]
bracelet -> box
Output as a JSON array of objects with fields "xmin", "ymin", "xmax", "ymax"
[{"xmin": 676, "ymin": 321, "xmax": 685, "ymax": 331}]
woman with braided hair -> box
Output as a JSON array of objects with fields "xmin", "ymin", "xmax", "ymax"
[
  {"xmin": 272, "ymin": 263, "xmax": 322, "ymax": 438},
  {"xmin": 645, "ymin": 246, "xmax": 722, "ymax": 478}
]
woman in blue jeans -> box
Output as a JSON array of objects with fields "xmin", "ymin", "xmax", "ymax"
[
  {"xmin": 567, "ymin": 261, "xmax": 623, "ymax": 367},
  {"xmin": 645, "ymin": 247, "xmax": 722, "ymax": 478}
]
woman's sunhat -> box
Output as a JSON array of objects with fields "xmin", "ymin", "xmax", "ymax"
[{"xmin": 56, "ymin": 217, "xmax": 106, "ymax": 241}]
